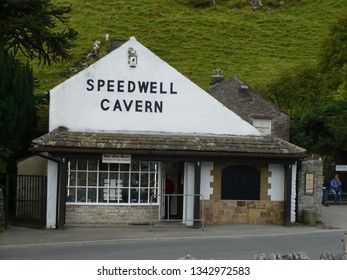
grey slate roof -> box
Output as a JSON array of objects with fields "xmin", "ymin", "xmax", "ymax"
[{"xmin": 32, "ymin": 126, "xmax": 306, "ymax": 159}]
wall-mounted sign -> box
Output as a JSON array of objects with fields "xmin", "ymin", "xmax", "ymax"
[
  {"xmin": 102, "ymin": 154, "xmax": 131, "ymax": 164},
  {"xmin": 336, "ymin": 165, "xmax": 347, "ymax": 172},
  {"xmin": 305, "ymin": 173, "xmax": 314, "ymax": 195}
]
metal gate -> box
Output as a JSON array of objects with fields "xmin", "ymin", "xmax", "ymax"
[{"xmin": 14, "ymin": 175, "xmax": 47, "ymax": 228}]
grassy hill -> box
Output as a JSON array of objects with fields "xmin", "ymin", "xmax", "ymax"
[{"xmin": 32, "ymin": 0, "xmax": 347, "ymax": 94}]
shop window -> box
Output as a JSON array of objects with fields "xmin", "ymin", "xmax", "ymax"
[
  {"xmin": 221, "ymin": 165, "xmax": 260, "ymax": 200},
  {"xmin": 66, "ymin": 159, "xmax": 159, "ymax": 205}
]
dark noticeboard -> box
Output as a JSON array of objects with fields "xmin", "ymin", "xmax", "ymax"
[{"xmin": 305, "ymin": 173, "xmax": 314, "ymax": 195}]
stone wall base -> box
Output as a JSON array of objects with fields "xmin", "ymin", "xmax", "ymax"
[
  {"xmin": 66, "ymin": 205, "xmax": 158, "ymax": 225},
  {"xmin": 203, "ymin": 200, "xmax": 284, "ymax": 225}
]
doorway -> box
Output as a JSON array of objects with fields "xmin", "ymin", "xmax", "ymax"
[{"xmin": 162, "ymin": 162, "xmax": 184, "ymax": 219}]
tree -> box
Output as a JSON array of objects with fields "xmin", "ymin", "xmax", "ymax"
[
  {"xmin": 0, "ymin": 0, "xmax": 78, "ymax": 65},
  {"xmin": 260, "ymin": 62, "xmax": 328, "ymax": 116},
  {"xmin": 0, "ymin": 46, "xmax": 37, "ymax": 172}
]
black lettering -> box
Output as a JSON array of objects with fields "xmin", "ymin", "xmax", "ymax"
[
  {"xmin": 128, "ymin": 81, "xmax": 136, "ymax": 92},
  {"xmin": 100, "ymin": 99, "xmax": 110, "ymax": 111},
  {"xmin": 145, "ymin": 101, "xmax": 153, "ymax": 112},
  {"xmin": 154, "ymin": 101, "xmax": 163, "ymax": 113},
  {"xmin": 170, "ymin": 82, "xmax": 177, "ymax": 94},
  {"xmin": 107, "ymin": 80, "xmax": 114, "ymax": 92},
  {"xmin": 150, "ymin": 82, "xmax": 157, "ymax": 93},
  {"xmin": 113, "ymin": 100, "xmax": 122, "ymax": 111},
  {"xmin": 86, "ymin": 79, "xmax": 94, "ymax": 91},
  {"xmin": 135, "ymin": 100, "xmax": 143, "ymax": 112},
  {"xmin": 117, "ymin": 80, "xmax": 124, "ymax": 92},
  {"xmin": 97, "ymin": 79, "xmax": 105, "ymax": 91},
  {"xmin": 138, "ymin": 81, "xmax": 149, "ymax": 93},
  {"xmin": 123, "ymin": 100, "xmax": 133, "ymax": 111},
  {"xmin": 159, "ymin": 82, "xmax": 167, "ymax": 94}
]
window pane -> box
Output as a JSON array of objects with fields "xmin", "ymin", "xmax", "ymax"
[
  {"xmin": 130, "ymin": 188, "xmax": 139, "ymax": 203},
  {"xmin": 78, "ymin": 159, "xmax": 88, "ymax": 170},
  {"xmin": 77, "ymin": 188, "xmax": 87, "ymax": 202},
  {"xmin": 66, "ymin": 188, "xmax": 76, "ymax": 202},
  {"xmin": 119, "ymin": 173, "xmax": 129, "ymax": 187},
  {"xmin": 149, "ymin": 162, "xmax": 158, "ymax": 172},
  {"xmin": 131, "ymin": 161, "xmax": 139, "ymax": 171},
  {"xmin": 69, "ymin": 159, "xmax": 77, "ymax": 170},
  {"xmin": 99, "ymin": 172, "xmax": 108, "ymax": 186},
  {"xmin": 149, "ymin": 173, "xmax": 157, "ymax": 188},
  {"xmin": 87, "ymin": 188, "xmax": 97, "ymax": 203},
  {"xmin": 141, "ymin": 173, "xmax": 149, "ymax": 187},
  {"xmin": 88, "ymin": 172, "xmax": 97, "ymax": 186},
  {"xmin": 68, "ymin": 171, "xmax": 76, "ymax": 186},
  {"xmin": 110, "ymin": 163, "xmax": 119, "ymax": 171},
  {"xmin": 140, "ymin": 189, "xmax": 149, "ymax": 203},
  {"xmin": 122, "ymin": 188, "xmax": 129, "ymax": 203},
  {"xmin": 100, "ymin": 162, "xmax": 108, "ymax": 171},
  {"xmin": 141, "ymin": 161, "xmax": 149, "ymax": 172},
  {"xmin": 98, "ymin": 188, "xmax": 108, "ymax": 203},
  {"xmin": 131, "ymin": 173, "xmax": 139, "ymax": 187},
  {"xmin": 120, "ymin": 164, "xmax": 130, "ymax": 171},
  {"xmin": 88, "ymin": 159, "xmax": 98, "ymax": 171},
  {"xmin": 77, "ymin": 172, "xmax": 87, "ymax": 186}
]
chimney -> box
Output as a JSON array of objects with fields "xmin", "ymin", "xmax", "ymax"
[{"xmin": 210, "ymin": 68, "xmax": 224, "ymax": 86}]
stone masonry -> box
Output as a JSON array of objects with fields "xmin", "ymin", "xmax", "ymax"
[
  {"xmin": 297, "ymin": 158, "xmax": 323, "ymax": 224},
  {"xmin": 65, "ymin": 205, "xmax": 158, "ymax": 225}
]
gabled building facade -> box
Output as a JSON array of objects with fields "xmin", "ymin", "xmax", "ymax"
[
  {"xmin": 32, "ymin": 37, "xmax": 305, "ymax": 229},
  {"xmin": 209, "ymin": 75, "xmax": 290, "ymax": 141}
]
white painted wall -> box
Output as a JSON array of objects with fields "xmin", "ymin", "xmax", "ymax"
[
  {"xmin": 200, "ymin": 162, "xmax": 214, "ymax": 200},
  {"xmin": 267, "ymin": 164, "xmax": 285, "ymax": 201},
  {"xmin": 46, "ymin": 161, "xmax": 58, "ymax": 228},
  {"xmin": 49, "ymin": 37, "xmax": 262, "ymax": 137},
  {"xmin": 183, "ymin": 162, "xmax": 195, "ymax": 226}
]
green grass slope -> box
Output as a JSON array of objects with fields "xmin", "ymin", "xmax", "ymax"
[{"xmin": 33, "ymin": 0, "xmax": 347, "ymax": 94}]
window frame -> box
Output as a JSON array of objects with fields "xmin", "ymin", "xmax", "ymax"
[
  {"xmin": 66, "ymin": 159, "xmax": 160, "ymax": 205},
  {"xmin": 252, "ymin": 118, "xmax": 272, "ymax": 135}
]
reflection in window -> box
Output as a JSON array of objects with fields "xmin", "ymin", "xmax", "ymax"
[{"xmin": 66, "ymin": 160, "xmax": 159, "ymax": 205}]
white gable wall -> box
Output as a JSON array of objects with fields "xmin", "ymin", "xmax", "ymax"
[{"xmin": 49, "ymin": 37, "xmax": 262, "ymax": 136}]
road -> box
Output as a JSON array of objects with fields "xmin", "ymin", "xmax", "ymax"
[{"xmin": 0, "ymin": 226, "xmax": 345, "ymax": 260}]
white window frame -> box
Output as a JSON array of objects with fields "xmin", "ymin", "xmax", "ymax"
[
  {"xmin": 66, "ymin": 159, "xmax": 159, "ymax": 205},
  {"xmin": 253, "ymin": 118, "xmax": 272, "ymax": 135}
]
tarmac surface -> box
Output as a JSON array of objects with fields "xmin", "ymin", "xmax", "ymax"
[{"xmin": 0, "ymin": 204, "xmax": 346, "ymax": 247}]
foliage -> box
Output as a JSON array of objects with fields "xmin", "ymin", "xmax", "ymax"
[
  {"xmin": 278, "ymin": 13, "xmax": 347, "ymax": 160},
  {"xmin": 0, "ymin": 47, "xmax": 37, "ymax": 172},
  {"xmin": 0, "ymin": 0, "xmax": 78, "ymax": 65},
  {"xmin": 259, "ymin": 62, "xmax": 328, "ymax": 116},
  {"xmin": 291, "ymin": 100, "xmax": 347, "ymax": 160}
]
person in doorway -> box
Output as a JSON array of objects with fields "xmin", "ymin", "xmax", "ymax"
[
  {"xmin": 330, "ymin": 173, "xmax": 342, "ymax": 204},
  {"xmin": 321, "ymin": 176, "xmax": 329, "ymax": 207},
  {"xmin": 165, "ymin": 177, "xmax": 174, "ymax": 219}
]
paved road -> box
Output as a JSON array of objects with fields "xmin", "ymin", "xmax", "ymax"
[{"xmin": 0, "ymin": 205, "xmax": 346, "ymax": 260}]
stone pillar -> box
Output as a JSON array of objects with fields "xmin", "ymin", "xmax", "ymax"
[{"xmin": 297, "ymin": 158, "xmax": 323, "ymax": 225}]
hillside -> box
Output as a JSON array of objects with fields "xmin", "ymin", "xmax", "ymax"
[{"xmin": 32, "ymin": 0, "xmax": 347, "ymax": 94}]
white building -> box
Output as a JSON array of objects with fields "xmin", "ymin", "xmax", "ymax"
[{"xmin": 32, "ymin": 37, "xmax": 305, "ymax": 228}]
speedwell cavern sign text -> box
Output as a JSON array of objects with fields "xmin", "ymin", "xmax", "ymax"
[{"xmin": 86, "ymin": 79, "xmax": 178, "ymax": 113}]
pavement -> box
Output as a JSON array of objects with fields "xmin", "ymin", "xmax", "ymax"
[{"xmin": 0, "ymin": 204, "xmax": 346, "ymax": 248}]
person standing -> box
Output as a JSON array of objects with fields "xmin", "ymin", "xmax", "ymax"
[{"xmin": 330, "ymin": 173, "xmax": 342, "ymax": 204}]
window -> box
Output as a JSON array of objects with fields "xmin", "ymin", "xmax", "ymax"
[
  {"xmin": 253, "ymin": 119, "xmax": 271, "ymax": 135},
  {"xmin": 221, "ymin": 165, "xmax": 260, "ymax": 200},
  {"xmin": 66, "ymin": 159, "xmax": 159, "ymax": 204}
]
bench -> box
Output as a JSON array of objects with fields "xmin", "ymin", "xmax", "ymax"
[{"xmin": 328, "ymin": 191, "xmax": 347, "ymax": 204}]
